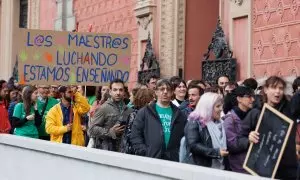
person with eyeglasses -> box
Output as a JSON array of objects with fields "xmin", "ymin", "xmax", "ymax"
[
  {"xmin": 130, "ymin": 79, "xmax": 186, "ymax": 162},
  {"xmin": 222, "ymin": 86, "xmax": 255, "ymax": 173},
  {"xmin": 45, "ymin": 86, "xmax": 90, "ymax": 146},
  {"xmin": 49, "ymin": 85, "xmax": 60, "ymax": 99},
  {"xmin": 37, "ymin": 85, "xmax": 59, "ymax": 141}
]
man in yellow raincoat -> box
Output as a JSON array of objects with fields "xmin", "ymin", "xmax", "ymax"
[{"xmin": 46, "ymin": 86, "xmax": 90, "ymax": 146}]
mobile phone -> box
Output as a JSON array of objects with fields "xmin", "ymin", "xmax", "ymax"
[{"xmin": 119, "ymin": 121, "xmax": 127, "ymax": 126}]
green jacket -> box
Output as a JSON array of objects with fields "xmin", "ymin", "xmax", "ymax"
[{"xmin": 37, "ymin": 97, "xmax": 59, "ymax": 137}]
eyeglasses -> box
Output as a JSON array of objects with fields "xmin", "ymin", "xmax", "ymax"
[
  {"xmin": 243, "ymin": 95, "xmax": 254, "ymax": 98},
  {"xmin": 157, "ymin": 87, "xmax": 172, "ymax": 93}
]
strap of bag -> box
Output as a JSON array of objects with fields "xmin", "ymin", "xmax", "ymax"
[{"xmin": 41, "ymin": 98, "xmax": 49, "ymax": 117}]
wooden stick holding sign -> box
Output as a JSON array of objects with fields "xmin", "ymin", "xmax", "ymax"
[{"xmin": 243, "ymin": 103, "xmax": 294, "ymax": 179}]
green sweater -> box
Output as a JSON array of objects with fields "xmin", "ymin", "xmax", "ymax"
[
  {"xmin": 87, "ymin": 96, "xmax": 96, "ymax": 106},
  {"xmin": 37, "ymin": 97, "xmax": 59, "ymax": 137},
  {"xmin": 13, "ymin": 103, "xmax": 38, "ymax": 138}
]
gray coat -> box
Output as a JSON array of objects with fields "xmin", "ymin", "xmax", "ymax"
[{"xmin": 88, "ymin": 99, "xmax": 132, "ymax": 151}]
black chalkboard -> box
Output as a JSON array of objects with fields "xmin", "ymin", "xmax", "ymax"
[{"xmin": 243, "ymin": 103, "xmax": 294, "ymax": 178}]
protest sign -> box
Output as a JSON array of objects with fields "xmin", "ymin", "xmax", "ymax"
[
  {"xmin": 243, "ymin": 103, "xmax": 294, "ymax": 178},
  {"xmin": 17, "ymin": 28, "xmax": 131, "ymax": 85}
]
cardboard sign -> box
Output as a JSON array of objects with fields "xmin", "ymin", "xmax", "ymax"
[
  {"xmin": 16, "ymin": 28, "xmax": 131, "ymax": 85},
  {"xmin": 243, "ymin": 103, "xmax": 294, "ymax": 178}
]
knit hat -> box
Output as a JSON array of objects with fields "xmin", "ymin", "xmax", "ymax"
[{"xmin": 233, "ymin": 85, "xmax": 254, "ymax": 97}]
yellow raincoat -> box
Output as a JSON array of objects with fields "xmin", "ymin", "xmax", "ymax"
[{"xmin": 46, "ymin": 92, "xmax": 90, "ymax": 146}]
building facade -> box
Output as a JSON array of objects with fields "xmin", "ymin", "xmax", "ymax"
[{"xmin": 0, "ymin": 0, "xmax": 299, "ymax": 88}]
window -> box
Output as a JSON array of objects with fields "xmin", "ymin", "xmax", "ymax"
[{"xmin": 19, "ymin": 0, "xmax": 28, "ymax": 28}]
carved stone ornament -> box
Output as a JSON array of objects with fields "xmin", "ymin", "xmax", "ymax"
[
  {"xmin": 231, "ymin": 0, "xmax": 243, "ymax": 6},
  {"xmin": 138, "ymin": 32, "xmax": 160, "ymax": 84},
  {"xmin": 137, "ymin": 15, "xmax": 153, "ymax": 30},
  {"xmin": 203, "ymin": 17, "xmax": 233, "ymax": 60}
]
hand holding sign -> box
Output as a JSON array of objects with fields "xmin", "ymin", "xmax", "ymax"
[
  {"xmin": 243, "ymin": 104, "xmax": 294, "ymax": 178},
  {"xmin": 249, "ymin": 131, "xmax": 260, "ymax": 144}
]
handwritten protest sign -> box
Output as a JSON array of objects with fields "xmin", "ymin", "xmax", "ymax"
[
  {"xmin": 17, "ymin": 28, "xmax": 131, "ymax": 85},
  {"xmin": 243, "ymin": 103, "xmax": 294, "ymax": 178}
]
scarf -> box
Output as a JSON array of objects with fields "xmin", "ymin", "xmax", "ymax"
[
  {"xmin": 206, "ymin": 120, "xmax": 227, "ymax": 170},
  {"xmin": 233, "ymin": 106, "xmax": 248, "ymax": 120}
]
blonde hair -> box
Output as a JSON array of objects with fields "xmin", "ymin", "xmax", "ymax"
[{"xmin": 188, "ymin": 92, "xmax": 223, "ymax": 125}]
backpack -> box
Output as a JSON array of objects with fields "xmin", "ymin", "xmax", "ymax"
[{"xmin": 179, "ymin": 137, "xmax": 194, "ymax": 164}]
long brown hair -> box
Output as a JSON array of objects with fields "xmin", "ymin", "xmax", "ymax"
[
  {"xmin": 133, "ymin": 89, "xmax": 155, "ymax": 109},
  {"xmin": 262, "ymin": 76, "xmax": 286, "ymax": 103},
  {"xmin": 22, "ymin": 85, "xmax": 37, "ymax": 115}
]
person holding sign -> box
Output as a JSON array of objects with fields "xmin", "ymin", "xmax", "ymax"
[
  {"xmin": 185, "ymin": 92, "xmax": 229, "ymax": 170},
  {"xmin": 45, "ymin": 86, "xmax": 90, "ymax": 146},
  {"xmin": 241, "ymin": 76, "xmax": 298, "ymax": 179},
  {"xmin": 223, "ymin": 86, "xmax": 255, "ymax": 173},
  {"xmin": 12, "ymin": 86, "xmax": 42, "ymax": 139}
]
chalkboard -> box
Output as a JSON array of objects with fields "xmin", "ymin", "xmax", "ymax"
[{"xmin": 243, "ymin": 103, "xmax": 294, "ymax": 178}]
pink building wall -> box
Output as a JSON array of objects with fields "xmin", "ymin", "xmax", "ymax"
[
  {"xmin": 252, "ymin": 0, "xmax": 300, "ymax": 78},
  {"xmin": 73, "ymin": 0, "xmax": 138, "ymax": 88},
  {"xmin": 220, "ymin": 0, "xmax": 230, "ymax": 42},
  {"xmin": 220, "ymin": 0, "xmax": 250, "ymax": 81},
  {"xmin": 39, "ymin": 0, "xmax": 56, "ymax": 30},
  {"xmin": 184, "ymin": 0, "xmax": 219, "ymax": 80},
  {"xmin": 233, "ymin": 17, "xmax": 249, "ymax": 80}
]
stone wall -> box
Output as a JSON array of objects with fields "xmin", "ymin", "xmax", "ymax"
[
  {"xmin": 252, "ymin": 0, "xmax": 300, "ymax": 79},
  {"xmin": 0, "ymin": 134, "xmax": 267, "ymax": 180}
]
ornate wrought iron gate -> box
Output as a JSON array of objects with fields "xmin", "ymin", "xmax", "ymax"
[
  {"xmin": 138, "ymin": 33, "xmax": 160, "ymax": 85},
  {"xmin": 202, "ymin": 18, "xmax": 237, "ymax": 85}
]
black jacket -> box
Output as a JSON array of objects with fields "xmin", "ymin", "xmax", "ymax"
[
  {"xmin": 130, "ymin": 102, "xmax": 186, "ymax": 162},
  {"xmin": 241, "ymin": 97, "xmax": 297, "ymax": 179},
  {"xmin": 185, "ymin": 120, "xmax": 229, "ymax": 169}
]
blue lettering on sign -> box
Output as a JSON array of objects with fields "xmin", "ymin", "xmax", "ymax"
[
  {"xmin": 107, "ymin": 54, "xmax": 117, "ymax": 66},
  {"xmin": 26, "ymin": 32, "xmax": 34, "ymax": 46},
  {"xmin": 75, "ymin": 67, "xmax": 130, "ymax": 83},
  {"xmin": 63, "ymin": 67, "xmax": 70, "ymax": 82},
  {"xmin": 112, "ymin": 38, "xmax": 122, "ymax": 49},
  {"xmin": 26, "ymin": 31, "xmax": 53, "ymax": 47},
  {"xmin": 23, "ymin": 65, "xmax": 71, "ymax": 82},
  {"xmin": 45, "ymin": 35, "xmax": 53, "ymax": 47},
  {"xmin": 68, "ymin": 34, "xmax": 78, "ymax": 46},
  {"xmin": 122, "ymin": 37, "xmax": 129, "ymax": 49},
  {"xmin": 24, "ymin": 65, "xmax": 30, "ymax": 82},
  {"xmin": 56, "ymin": 50, "xmax": 119, "ymax": 67}
]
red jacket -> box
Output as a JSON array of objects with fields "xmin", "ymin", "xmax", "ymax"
[{"xmin": 0, "ymin": 101, "xmax": 11, "ymax": 133}]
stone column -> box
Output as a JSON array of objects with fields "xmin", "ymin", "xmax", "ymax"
[
  {"xmin": 55, "ymin": 0, "xmax": 75, "ymax": 31},
  {"xmin": 28, "ymin": 0, "xmax": 40, "ymax": 29},
  {"xmin": 159, "ymin": 0, "xmax": 186, "ymax": 78},
  {"xmin": 0, "ymin": 0, "xmax": 19, "ymax": 80}
]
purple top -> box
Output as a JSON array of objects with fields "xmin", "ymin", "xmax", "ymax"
[{"xmin": 223, "ymin": 110, "xmax": 248, "ymax": 174}]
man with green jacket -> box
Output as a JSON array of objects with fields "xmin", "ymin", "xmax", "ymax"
[{"xmin": 37, "ymin": 85, "xmax": 59, "ymax": 140}]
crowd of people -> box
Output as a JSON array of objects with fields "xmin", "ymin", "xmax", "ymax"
[{"xmin": 1, "ymin": 75, "xmax": 300, "ymax": 179}]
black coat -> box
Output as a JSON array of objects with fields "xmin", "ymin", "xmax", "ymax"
[
  {"xmin": 241, "ymin": 97, "xmax": 298, "ymax": 179},
  {"xmin": 185, "ymin": 120, "xmax": 229, "ymax": 169},
  {"xmin": 130, "ymin": 102, "xmax": 186, "ymax": 162}
]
